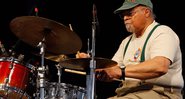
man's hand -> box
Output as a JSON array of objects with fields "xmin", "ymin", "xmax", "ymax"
[
  {"xmin": 95, "ymin": 65, "xmax": 122, "ymax": 82},
  {"xmin": 75, "ymin": 51, "xmax": 90, "ymax": 58}
]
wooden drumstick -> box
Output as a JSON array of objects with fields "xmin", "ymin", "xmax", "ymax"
[
  {"xmin": 64, "ymin": 69, "xmax": 122, "ymax": 82},
  {"xmin": 64, "ymin": 68, "xmax": 86, "ymax": 75}
]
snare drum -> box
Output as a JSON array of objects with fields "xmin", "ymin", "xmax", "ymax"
[
  {"xmin": 45, "ymin": 82, "xmax": 86, "ymax": 99},
  {"xmin": 0, "ymin": 57, "xmax": 35, "ymax": 99}
]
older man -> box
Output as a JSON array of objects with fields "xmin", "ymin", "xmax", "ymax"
[{"xmin": 77, "ymin": 0, "xmax": 184, "ymax": 98}]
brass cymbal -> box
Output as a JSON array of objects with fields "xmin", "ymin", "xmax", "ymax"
[
  {"xmin": 10, "ymin": 16, "xmax": 82, "ymax": 55},
  {"xmin": 59, "ymin": 57, "xmax": 118, "ymax": 71},
  {"xmin": 45, "ymin": 53, "xmax": 68, "ymax": 62}
]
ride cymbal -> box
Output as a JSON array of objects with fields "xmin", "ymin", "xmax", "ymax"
[
  {"xmin": 59, "ymin": 57, "xmax": 118, "ymax": 71},
  {"xmin": 10, "ymin": 16, "xmax": 82, "ymax": 55}
]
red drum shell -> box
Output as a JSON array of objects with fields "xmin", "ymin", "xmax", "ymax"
[{"xmin": 0, "ymin": 57, "xmax": 34, "ymax": 99}]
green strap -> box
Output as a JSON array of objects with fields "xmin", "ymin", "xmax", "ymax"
[
  {"xmin": 123, "ymin": 36, "xmax": 132, "ymax": 57},
  {"xmin": 123, "ymin": 24, "xmax": 160, "ymax": 62},
  {"xmin": 140, "ymin": 24, "xmax": 160, "ymax": 62}
]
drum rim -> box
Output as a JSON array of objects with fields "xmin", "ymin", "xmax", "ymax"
[
  {"xmin": 0, "ymin": 57, "xmax": 35, "ymax": 70},
  {"xmin": 0, "ymin": 84, "xmax": 31, "ymax": 98}
]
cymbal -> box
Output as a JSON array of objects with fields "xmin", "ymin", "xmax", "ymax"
[
  {"xmin": 45, "ymin": 53, "xmax": 68, "ymax": 62},
  {"xmin": 10, "ymin": 16, "xmax": 82, "ymax": 55},
  {"xmin": 59, "ymin": 57, "xmax": 118, "ymax": 71}
]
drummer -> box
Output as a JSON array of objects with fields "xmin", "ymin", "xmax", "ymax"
[{"xmin": 76, "ymin": 0, "xmax": 184, "ymax": 98}]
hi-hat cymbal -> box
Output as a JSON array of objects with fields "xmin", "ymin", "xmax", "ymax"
[
  {"xmin": 45, "ymin": 53, "xmax": 68, "ymax": 62},
  {"xmin": 59, "ymin": 57, "xmax": 118, "ymax": 71},
  {"xmin": 10, "ymin": 16, "xmax": 82, "ymax": 55}
]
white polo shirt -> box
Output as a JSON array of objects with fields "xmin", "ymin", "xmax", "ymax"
[{"xmin": 112, "ymin": 21, "xmax": 184, "ymax": 88}]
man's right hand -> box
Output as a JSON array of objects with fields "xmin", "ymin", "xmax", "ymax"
[{"xmin": 75, "ymin": 51, "xmax": 90, "ymax": 58}]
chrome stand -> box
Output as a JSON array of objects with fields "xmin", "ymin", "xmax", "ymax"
[
  {"xmin": 56, "ymin": 64, "xmax": 62, "ymax": 83},
  {"xmin": 86, "ymin": 4, "xmax": 97, "ymax": 99},
  {"xmin": 36, "ymin": 38, "xmax": 46, "ymax": 99}
]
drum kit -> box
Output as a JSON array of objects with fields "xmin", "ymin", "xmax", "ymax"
[{"xmin": 0, "ymin": 16, "xmax": 117, "ymax": 99}]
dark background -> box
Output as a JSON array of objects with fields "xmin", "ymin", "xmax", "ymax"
[{"xmin": 0, "ymin": 0, "xmax": 184, "ymax": 98}]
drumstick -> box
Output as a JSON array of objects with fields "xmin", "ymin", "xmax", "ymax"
[
  {"xmin": 64, "ymin": 68, "xmax": 86, "ymax": 75},
  {"xmin": 64, "ymin": 69, "xmax": 123, "ymax": 82}
]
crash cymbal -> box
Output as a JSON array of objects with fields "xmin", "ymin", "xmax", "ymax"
[
  {"xmin": 10, "ymin": 16, "xmax": 82, "ymax": 54},
  {"xmin": 59, "ymin": 57, "xmax": 118, "ymax": 71}
]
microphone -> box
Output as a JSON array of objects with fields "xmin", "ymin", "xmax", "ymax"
[
  {"xmin": 92, "ymin": 4, "xmax": 98, "ymax": 24},
  {"xmin": 92, "ymin": 4, "xmax": 96, "ymax": 22},
  {"xmin": 92, "ymin": 4, "xmax": 100, "ymax": 32},
  {"xmin": 0, "ymin": 41, "xmax": 8, "ymax": 56}
]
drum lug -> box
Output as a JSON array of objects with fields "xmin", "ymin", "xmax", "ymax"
[{"xmin": 8, "ymin": 57, "xmax": 15, "ymax": 69}]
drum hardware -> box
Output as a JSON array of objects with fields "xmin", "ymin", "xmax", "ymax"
[
  {"xmin": 0, "ymin": 41, "xmax": 8, "ymax": 56},
  {"xmin": 85, "ymin": 4, "xmax": 98, "ymax": 99},
  {"xmin": 9, "ymin": 56, "xmax": 15, "ymax": 69},
  {"xmin": 17, "ymin": 54, "xmax": 24, "ymax": 63},
  {"xmin": 36, "ymin": 38, "xmax": 47, "ymax": 99},
  {"xmin": 36, "ymin": 66, "xmax": 46, "ymax": 99},
  {"xmin": 56, "ymin": 64, "xmax": 62, "ymax": 83}
]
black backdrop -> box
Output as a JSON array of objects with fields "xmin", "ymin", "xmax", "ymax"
[{"xmin": 0, "ymin": 0, "xmax": 184, "ymax": 98}]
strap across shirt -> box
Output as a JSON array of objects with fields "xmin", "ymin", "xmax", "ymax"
[{"xmin": 123, "ymin": 24, "xmax": 160, "ymax": 62}]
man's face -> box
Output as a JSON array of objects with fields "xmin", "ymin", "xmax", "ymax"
[{"xmin": 120, "ymin": 6, "xmax": 148, "ymax": 35}]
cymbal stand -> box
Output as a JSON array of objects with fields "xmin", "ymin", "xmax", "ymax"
[
  {"xmin": 56, "ymin": 64, "xmax": 62, "ymax": 83},
  {"xmin": 36, "ymin": 38, "xmax": 46, "ymax": 99},
  {"xmin": 86, "ymin": 4, "xmax": 97, "ymax": 99}
]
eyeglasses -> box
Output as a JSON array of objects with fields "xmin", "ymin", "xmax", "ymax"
[{"xmin": 119, "ymin": 9, "xmax": 137, "ymax": 18}]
